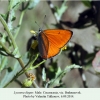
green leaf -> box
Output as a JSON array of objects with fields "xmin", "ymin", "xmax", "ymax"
[
  {"xmin": 5, "ymin": 36, "xmax": 12, "ymax": 46},
  {"xmin": 65, "ymin": 64, "xmax": 82, "ymax": 71},
  {"xmin": 11, "ymin": 25, "xmax": 20, "ymax": 34},
  {"xmin": 81, "ymin": 0, "xmax": 92, "ymax": 7},
  {"xmin": 28, "ymin": 0, "xmax": 40, "ymax": 10},
  {"xmin": 48, "ymin": 64, "xmax": 82, "ymax": 88},
  {"xmin": 7, "ymin": 10, "xmax": 14, "ymax": 30},
  {"xmin": 9, "ymin": 0, "xmax": 24, "ymax": 10},
  {"xmin": 11, "ymin": 16, "xmax": 16, "ymax": 21},
  {"xmin": 21, "ymin": 52, "xmax": 29, "ymax": 65},
  {"xmin": 48, "ymin": 67, "xmax": 64, "ymax": 88},
  {"xmin": 12, "ymin": 47, "xmax": 21, "ymax": 58},
  {"xmin": 8, "ymin": 0, "xmax": 24, "ymax": 30},
  {"xmin": 0, "ymin": 14, "xmax": 7, "ymax": 21},
  {"xmin": 0, "ymin": 60, "xmax": 21, "ymax": 87},
  {"xmin": 42, "ymin": 68, "xmax": 46, "ymax": 81},
  {"xmin": 55, "ymin": 0, "xmax": 68, "ymax": 21},
  {"xmin": 96, "ymin": 32, "xmax": 100, "ymax": 39},
  {"xmin": 0, "ymin": 56, "xmax": 8, "ymax": 72},
  {"xmin": 1, "ymin": 33, "xmax": 6, "ymax": 43}
]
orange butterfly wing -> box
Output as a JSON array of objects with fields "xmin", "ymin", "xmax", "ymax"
[{"xmin": 38, "ymin": 29, "xmax": 73, "ymax": 59}]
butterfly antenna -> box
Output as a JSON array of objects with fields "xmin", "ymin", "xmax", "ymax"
[
  {"xmin": 35, "ymin": 15, "xmax": 46, "ymax": 31},
  {"xmin": 35, "ymin": 21, "xmax": 42, "ymax": 31}
]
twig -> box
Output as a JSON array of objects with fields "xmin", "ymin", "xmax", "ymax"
[
  {"xmin": 4, "ymin": 57, "xmax": 39, "ymax": 88},
  {"xmin": 18, "ymin": 54, "xmax": 39, "ymax": 76},
  {"xmin": 0, "ymin": 12, "xmax": 39, "ymax": 88},
  {"xmin": 0, "ymin": 41, "xmax": 11, "ymax": 54},
  {"xmin": 14, "ymin": 10, "xmax": 25, "ymax": 39},
  {"xmin": 0, "ymin": 15, "xmax": 17, "ymax": 49},
  {"xmin": 25, "ymin": 60, "xmax": 46, "ymax": 73}
]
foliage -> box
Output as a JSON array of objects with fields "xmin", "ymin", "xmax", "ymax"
[{"xmin": 0, "ymin": 0, "xmax": 100, "ymax": 88}]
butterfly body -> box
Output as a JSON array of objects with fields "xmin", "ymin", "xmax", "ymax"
[{"xmin": 38, "ymin": 29, "xmax": 73, "ymax": 59}]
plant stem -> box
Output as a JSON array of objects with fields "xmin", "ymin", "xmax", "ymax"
[
  {"xmin": 17, "ymin": 58, "xmax": 39, "ymax": 88},
  {"xmin": 0, "ymin": 13, "xmax": 39, "ymax": 88},
  {"xmin": 17, "ymin": 58, "xmax": 29, "ymax": 76},
  {"xmin": 0, "ymin": 15, "xmax": 17, "ymax": 49},
  {"xmin": 0, "ymin": 8, "xmax": 40, "ymax": 88},
  {"xmin": 17, "ymin": 54, "xmax": 39, "ymax": 76},
  {"xmin": 18, "ymin": 59, "xmax": 46, "ymax": 76},
  {"xmin": 0, "ymin": 57, "xmax": 7, "ymax": 71},
  {"xmin": 13, "ymin": 57, "xmax": 39, "ymax": 88},
  {"xmin": 0, "ymin": 41, "xmax": 11, "ymax": 54},
  {"xmin": 32, "ymin": 60, "xmax": 46, "ymax": 69},
  {"xmin": 4, "ymin": 57, "xmax": 39, "ymax": 88},
  {"xmin": 14, "ymin": 11, "xmax": 25, "ymax": 39}
]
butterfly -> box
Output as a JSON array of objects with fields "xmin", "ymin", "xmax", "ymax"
[{"xmin": 37, "ymin": 29, "xmax": 73, "ymax": 59}]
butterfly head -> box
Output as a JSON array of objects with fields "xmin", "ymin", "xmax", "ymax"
[{"xmin": 38, "ymin": 28, "xmax": 43, "ymax": 34}]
